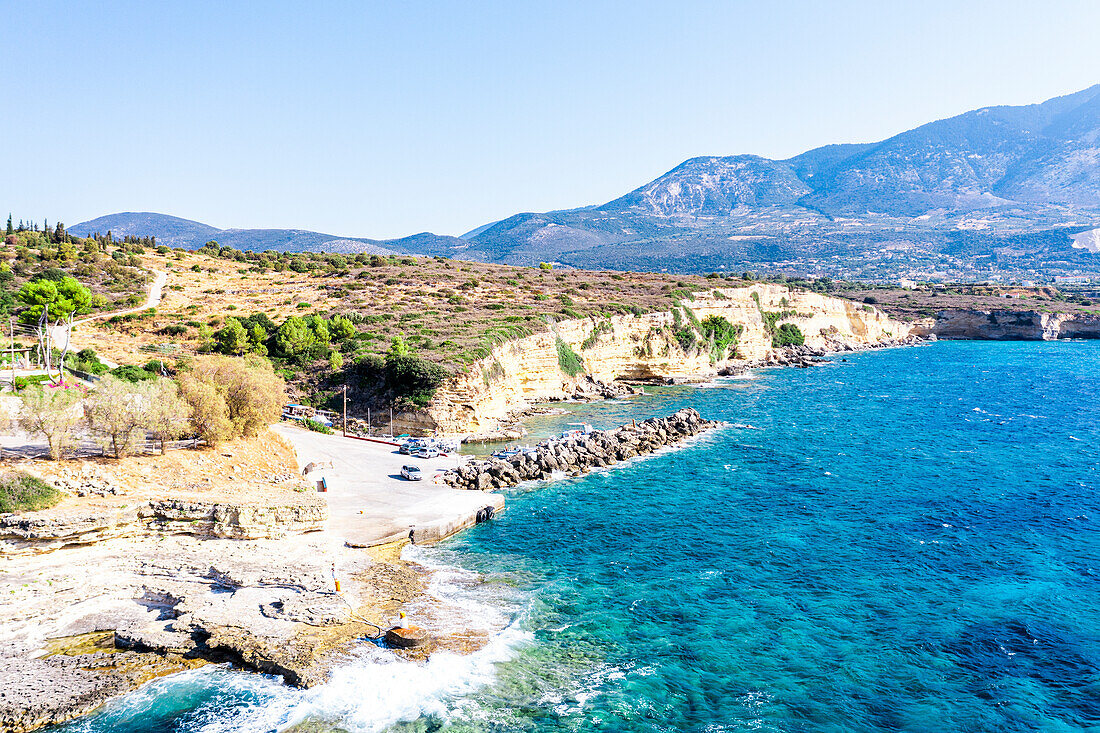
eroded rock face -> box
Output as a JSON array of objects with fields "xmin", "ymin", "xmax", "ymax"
[
  {"xmin": 915, "ymin": 309, "xmax": 1100, "ymax": 340},
  {"xmin": 0, "ymin": 497, "xmax": 327, "ymax": 556},
  {"xmin": 140, "ymin": 499, "xmax": 327, "ymax": 539},
  {"xmin": 0, "ymin": 533, "xmax": 408, "ymax": 732},
  {"xmin": 0, "ymin": 647, "xmax": 201, "ymax": 733},
  {"xmin": 442, "ymin": 408, "xmax": 720, "ymax": 491}
]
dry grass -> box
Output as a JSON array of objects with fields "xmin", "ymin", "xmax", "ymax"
[
  {"xmin": 79, "ymin": 250, "xmax": 731, "ymax": 369},
  {"xmin": 16, "ymin": 431, "xmax": 313, "ymax": 514}
]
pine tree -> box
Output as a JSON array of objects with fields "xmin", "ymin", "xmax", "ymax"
[{"xmin": 5, "ymin": 214, "xmax": 12, "ymax": 235}]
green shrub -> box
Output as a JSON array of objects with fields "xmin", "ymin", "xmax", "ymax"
[
  {"xmin": 65, "ymin": 348, "xmax": 109, "ymax": 375},
  {"xmin": 110, "ymin": 364, "xmax": 158, "ymax": 382},
  {"xmin": 385, "ymin": 354, "xmax": 449, "ymax": 407},
  {"xmin": 580, "ymin": 320, "xmax": 613, "ymax": 350},
  {"xmin": 700, "ymin": 314, "xmax": 743, "ymax": 361},
  {"xmin": 556, "ymin": 338, "xmax": 585, "ymax": 377},
  {"xmin": 13, "ymin": 375, "xmax": 49, "ymax": 391},
  {"xmin": 0, "ymin": 472, "xmax": 63, "ymax": 512},
  {"xmin": 772, "ymin": 323, "xmax": 805, "ymax": 347},
  {"xmin": 301, "ymin": 417, "xmax": 333, "ymax": 434}
]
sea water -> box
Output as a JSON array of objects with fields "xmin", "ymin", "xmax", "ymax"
[{"xmin": 55, "ymin": 341, "xmax": 1100, "ymax": 732}]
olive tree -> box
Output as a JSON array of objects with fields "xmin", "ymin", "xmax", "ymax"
[
  {"xmin": 85, "ymin": 375, "xmax": 147, "ymax": 458},
  {"xmin": 143, "ymin": 379, "xmax": 193, "ymax": 453},
  {"xmin": 177, "ymin": 374, "xmax": 232, "ymax": 447},
  {"xmin": 19, "ymin": 385, "xmax": 84, "ymax": 460},
  {"xmin": 178, "ymin": 355, "xmax": 286, "ymax": 446}
]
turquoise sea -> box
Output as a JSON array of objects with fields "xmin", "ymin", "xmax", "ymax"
[{"xmin": 56, "ymin": 341, "xmax": 1100, "ymax": 732}]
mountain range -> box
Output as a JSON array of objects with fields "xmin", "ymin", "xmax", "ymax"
[{"xmin": 73, "ymin": 85, "xmax": 1100, "ymax": 280}]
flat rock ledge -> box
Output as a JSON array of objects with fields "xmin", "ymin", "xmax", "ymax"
[
  {"xmin": 0, "ymin": 498, "xmax": 327, "ymax": 556},
  {"xmin": 443, "ymin": 408, "xmax": 719, "ymax": 491},
  {"xmin": 0, "ymin": 541, "xmax": 415, "ymax": 733}
]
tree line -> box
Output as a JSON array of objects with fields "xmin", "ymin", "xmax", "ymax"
[{"xmin": 13, "ymin": 355, "xmax": 285, "ymax": 460}]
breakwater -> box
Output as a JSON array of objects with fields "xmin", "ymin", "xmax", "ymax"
[{"xmin": 442, "ymin": 408, "xmax": 719, "ymax": 491}]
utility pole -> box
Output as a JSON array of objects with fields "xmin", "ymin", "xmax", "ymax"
[{"xmin": 342, "ymin": 384, "xmax": 347, "ymax": 438}]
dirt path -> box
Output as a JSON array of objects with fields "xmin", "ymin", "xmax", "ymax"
[{"xmin": 50, "ymin": 270, "xmax": 167, "ymax": 368}]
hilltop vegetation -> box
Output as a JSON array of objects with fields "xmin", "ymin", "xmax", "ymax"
[
  {"xmin": 74, "ymin": 242, "xmax": 760, "ymax": 411},
  {"xmin": 1, "ymin": 217, "xmax": 151, "ymax": 319}
]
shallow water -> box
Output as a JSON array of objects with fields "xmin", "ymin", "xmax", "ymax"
[{"xmin": 56, "ymin": 341, "xmax": 1100, "ymax": 732}]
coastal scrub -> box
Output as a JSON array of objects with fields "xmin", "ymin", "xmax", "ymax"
[
  {"xmin": 0, "ymin": 471, "xmax": 63, "ymax": 512},
  {"xmin": 556, "ymin": 338, "xmax": 585, "ymax": 377}
]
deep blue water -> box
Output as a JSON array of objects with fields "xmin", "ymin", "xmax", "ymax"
[{"xmin": 59, "ymin": 341, "xmax": 1100, "ymax": 732}]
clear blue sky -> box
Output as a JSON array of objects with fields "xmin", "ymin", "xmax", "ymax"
[{"xmin": 3, "ymin": 1, "xmax": 1099, "ymax": 239}]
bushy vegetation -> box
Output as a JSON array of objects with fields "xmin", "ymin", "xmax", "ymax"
[
  {"xmin": 177, "ymin": 355, "xmax": 286, "ymax": 446},
  {"xmin": 772, "ymin": 323, "xmax": 805, "ymax": 347},
  {"xmin": 350, "ymin": 337, "xmax": 450, "ymax": 408},
  {"xmin": 0, "ymin": 472, "xmax": 63, "ymax": 513},
  {"xmin": 580, "ymin": 319, "xmax": 613, "ymax": 350},
  {"xmin": 699, "ymin": 315, "xmax": 743, "ymax": 361},
  {"xmin": 65, "ymin": 348, "xmax": 109, "ymax": 376},
  {"xmin": 1, "ymin": 217, "xmax": 150, "ymax": 318},
  {"xmin": 85, "ymin": 375, "xmax": 193, "ymax": 457},
  {"xmin": 301, "ymin": 417, "xmax": 333, "ymax": 434},
  {"xmin": 556, "ymin": 338, "xmax": 585, "ymax": 377},
  {"xmin": 18, "ymin": 385, "xmax": 85, "ymax": 460}
]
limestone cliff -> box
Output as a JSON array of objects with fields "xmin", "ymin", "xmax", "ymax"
[
  {"xmin": 427, "ymin": 284, "xmax": 911, "ymax": 435},
  {"xmin": 914, "ymin": 310, "xmax": 1100, "ymax": 340}
]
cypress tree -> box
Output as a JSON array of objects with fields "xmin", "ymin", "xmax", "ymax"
[{"xmin": 5, "ymin": 214, "xmax": 12, "ymax": 235}]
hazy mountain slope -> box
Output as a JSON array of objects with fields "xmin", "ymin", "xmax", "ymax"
[
  {"xmin": 72, "ymin": 86, "xmax": 1100, "ymax": 278},
  {"xmin": 71, "ymin": 212, "xmax": 220, "ymax": 247},
  {"xmin": 70, "ymin": 212, "xmax": 467, "ymax": 256},
  {"xmin": 799, "ymin": 84, "xmax": 1100, "ymax": 216},
  {"xmin": 461, "ymin": 84, "xmax": 1100, "ymax": 276},
  {"xmin": 600, "ymin": 155, "xmax": 811, "ymax": 216}
]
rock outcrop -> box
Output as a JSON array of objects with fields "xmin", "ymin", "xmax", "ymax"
[
  {"xmin": 443, "ymin": 408, "xmax": 719, "ymax": 491},
  {"xmin": 0, "ymin": 532, "xmax": 416, "ymax": 732},
  {"xmin": 914, "ymin": 309, "xmax": 1100, "ymax": 340},
  {"xmin": 0, "ymin": 496, "xmax": 326, "ymax": 556},
  {"xmin": 426, "ymin": 284, "xmax": 913, "ymax": 435}
]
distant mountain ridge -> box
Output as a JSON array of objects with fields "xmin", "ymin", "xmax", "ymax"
[
  {"xmin": 73, "ymin": 85, "xmax": 1100, "ymax": 279},
  {"xmin": 69, "ymin": 212, "xmax": 466, "ymax": 257}
]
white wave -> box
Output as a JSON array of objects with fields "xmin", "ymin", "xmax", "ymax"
[
  {"xmin": 401, "ymin": 544, "xmax": 522, "ymax": 634},
  {"xmin": 282, "ymin": 621, "xmax": 533, "ymax": 732}
]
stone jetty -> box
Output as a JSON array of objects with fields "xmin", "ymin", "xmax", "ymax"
[{"xmin": 443, "ymin": 408, "xmax": 719, "ymax": 491}]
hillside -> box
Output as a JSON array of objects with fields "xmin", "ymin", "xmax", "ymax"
[
  {"xmin": 69, "ymin": 213, "xmax": 467, "ymax": 258},
  {"xmin": 72, "ymin": 85, "xmax": 1100, "ymax": 280},
  {"xmin": 457, "ymin": 85, "xmax": 1100, "ymax": 278}
]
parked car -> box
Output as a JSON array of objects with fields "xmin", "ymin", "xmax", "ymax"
[
  {"xmin": 416, "ymin": 446, "xmax": 440, "ymax": 459},
  {"xmin": 399, "ymin": 439, "xmax": 423, "ymax": 455},
  {"xmin": 400, "ymin": 465, "xmax": 423, "ymax": 481}
]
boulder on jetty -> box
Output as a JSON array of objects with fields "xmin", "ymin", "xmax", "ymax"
[{"xmin": 443, "ymin": 408, "xmax": 719, "ymax": 491}]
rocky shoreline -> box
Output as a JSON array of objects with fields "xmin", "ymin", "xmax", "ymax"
[
  {"xmin": 0, "ymin": 531, "xmax": 423, "ymax": 733},
  {"xmin": 0, "ymin": 338, "xmax": 923, "ymax": 732},
  {"xmin": 442, "ymin": 408, "xmax": 720, "ymax": 491}
]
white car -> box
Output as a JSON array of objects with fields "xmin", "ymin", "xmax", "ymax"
[
  {"xmin": 416, "ymin": 446, "xmax": 440, "ymax": 459},
  {"xmin": 400, "ymin": 465, "xmax": 423, "ymax": 481}
]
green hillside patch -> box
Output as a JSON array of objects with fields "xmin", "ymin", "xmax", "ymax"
[{"xmin": 0, "ymin": 472, "xmax": 64, "ymax": 513}]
